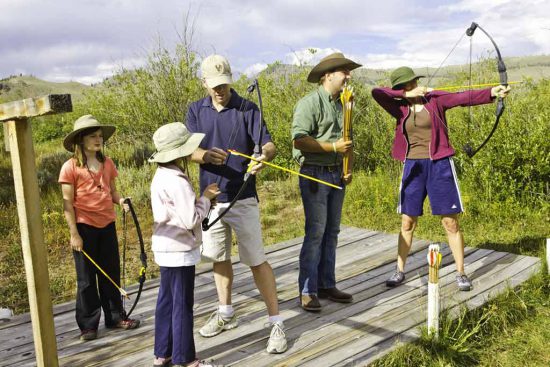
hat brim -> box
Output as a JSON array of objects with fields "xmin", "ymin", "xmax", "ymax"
[
  {"xmin": 63, "ymin": 126, "xmax": 116, "ymax": 153},
  {"xmin": 391, "ymin": 75, "xmax": 425, "ymax": 90},
  {"xmin": 148, "ymin": 132, "xmax": 205, "ymax": 163},
  {"xmin": 204, "ymin": 74, "xmax": 233, "ymax": 88},
  {"xmin": 307, "ymin": 59, "xmax": 362, "ymax": 83}
]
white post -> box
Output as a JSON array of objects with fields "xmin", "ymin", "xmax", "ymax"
[
  {"xmin": 427, "ymin": 243, "xmax": 442, "ymax": 338},
  {"xmin": 546, "ymin": 238, "xmax": 549, "ymax": 275}
]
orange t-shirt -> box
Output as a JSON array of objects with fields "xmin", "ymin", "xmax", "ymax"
[{"xmin": 58, "ymin": 157, "xmax": 118, "ymax": 228}]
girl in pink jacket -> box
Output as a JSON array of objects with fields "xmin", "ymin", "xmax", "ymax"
[{"xmin": 149, "ymin": 122, "xmax": 220, "ymax": 367}]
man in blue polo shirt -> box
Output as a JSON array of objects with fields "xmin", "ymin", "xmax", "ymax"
[{"xmin": 186, "ymin": 54, "xmax": 287, "ymax": 354}]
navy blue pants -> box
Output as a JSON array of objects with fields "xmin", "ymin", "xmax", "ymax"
[
  {"xmin": 154, "ymin": 266, "xmax": 196, "ymax": 365},
  {"xmin": 73, "ymin": 222, "xmax": 124, "ymax": 331},
  {"xmin": 398, "ymin": 157, "xmax": 463, "ymax": 216}
]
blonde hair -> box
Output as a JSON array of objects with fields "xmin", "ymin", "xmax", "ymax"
[{"xmin": 71, "ymin": 127, "xmax": 106, "ymax": 167}]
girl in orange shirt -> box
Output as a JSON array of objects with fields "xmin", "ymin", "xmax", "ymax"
[{"xmin": 59, "ymin": 115, "xmax": 139, "ymax": 341}]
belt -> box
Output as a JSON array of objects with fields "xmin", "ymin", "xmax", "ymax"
[{"xmin": 302, "ymin": 163, "xmax": 342, "ymax": 172}]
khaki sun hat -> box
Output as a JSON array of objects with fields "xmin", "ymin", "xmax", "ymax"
[
  {"xmin": 63, "ymin": 114, "xmax": 115, "ymax": 152},
  {"xmin": 148, "ymin": 122, "xmax": 205, "ymax": 163},
  {"xmin": 307, "ymin": 52, "xmax": 362, "ymax": 83},
  {"xmin": 390, "ymin": 66, "xmax": 424, "ymax": 89},
  {"xmin": 201, "ymin": 54, "xmax": 233, "ymax": 88}
]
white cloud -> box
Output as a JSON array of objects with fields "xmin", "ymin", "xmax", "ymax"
[
  {"xmin": 283, "ymin": 48, "xmax": 341, "ymax": 66},
  {"xmin": 1, "ymin": 0, "xmax": 548, "ymax": 84}
]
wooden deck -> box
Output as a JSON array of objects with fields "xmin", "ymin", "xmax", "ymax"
[{"xmin": 0, "ymin": 226, "xmax": 541, "ymax": 367}]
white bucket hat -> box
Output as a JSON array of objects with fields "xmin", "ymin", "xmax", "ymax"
[{"xmin": 148, "ymin": 122, "xmax": 204, "ymax": 163}]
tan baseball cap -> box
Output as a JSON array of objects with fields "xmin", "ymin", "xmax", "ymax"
[{"xmin": 201, "ymin": 54, "xmax": 233, "ymax": 88}]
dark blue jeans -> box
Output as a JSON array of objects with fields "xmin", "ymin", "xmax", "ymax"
[
  {"xmin": 298, "ymin": 165, "xmax": 345, "ymax": 295},
  {"xmin": 154, "ymin": 266, "xmax": 196, "ymax": 365}
]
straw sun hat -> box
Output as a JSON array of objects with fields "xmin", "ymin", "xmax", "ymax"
[{"xmin": 63, "ymin": 114, "xmax": 115, "ymax": 152}]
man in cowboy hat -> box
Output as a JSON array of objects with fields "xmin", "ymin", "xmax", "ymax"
[
  {"xmin": 185, "ymin": 54, "xmax": 287, "ymax": 354},
  {"xmin": 292, "ymin": 52, "xmax": 362, "ymax": 312}
]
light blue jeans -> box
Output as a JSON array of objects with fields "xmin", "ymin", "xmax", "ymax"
[{"xmin": 298, "ymin": 164, "xmax": 345, "ymax": 295}]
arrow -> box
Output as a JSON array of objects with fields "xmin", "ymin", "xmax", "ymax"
[{"xmin": 228, "ymin": 150, "xmax": 343, "ymax": 190}]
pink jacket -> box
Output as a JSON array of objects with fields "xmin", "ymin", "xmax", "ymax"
[
  {"xmin": 151, "ymin": 165, "xmax": 211, "ymax": 253},
  {"xmin": 371, "ymin": 87, "xmax": 495, "ymax": 161}
]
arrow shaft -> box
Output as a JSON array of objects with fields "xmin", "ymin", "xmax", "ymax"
[
  {"xmin": 436, "ymin": 80, "xmax": 520, "ymax": 91},
  {"xmin": 82, "ymin": 249, "xmax": 129, "ymax": 299},
  {"xmin": 229, "ymin": 150, "xmax": 343, "ymax": 190}
]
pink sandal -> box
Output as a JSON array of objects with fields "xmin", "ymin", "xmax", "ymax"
[{"xmin": 108, "ymin": 318, "xmax": 140, "ymax": 330}]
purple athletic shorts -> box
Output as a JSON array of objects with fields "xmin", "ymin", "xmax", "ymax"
[{"xmin": 397, "ymin": 157, "xmax": 463, "ymax": 216}]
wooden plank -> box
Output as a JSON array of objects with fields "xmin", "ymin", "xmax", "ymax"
[
  {"xmin": 0, "ymin": 226, "xmax": 371, "ymax": 331},
  {"xmin": 0, "ymin": 94, "xmax": 72, "ymax": 121},
  {"xmin": 50, "ymin": 233, "xmax": 417, "ymax": 366},
  {"xmin": 23, "ymin": 231, "xmax": 393, "ymax": 365},
  {"xmin": 182, "ymin": 245, "xmax": 468, "ymax": 366},
  {"xmin": 219, "ymin": 248, "xmax": 504, "ymax": 366},
  {"xmin": 349, "ymin": 257, "xmax": 541, "ymax": 367},
  {"xmin": 0, "ymin": 227, "xmax": 542, "ymax": 367},
  {"xmin": 2, "ymin": 123, "xmax": 9, "ymax": 151},
  {"xmin": 5, "ymin": 119, "xmax": 59, "ymax": 367},
  {"xmin": 1, "ymin": 228, "xmax": 380, "ymax": 363}
]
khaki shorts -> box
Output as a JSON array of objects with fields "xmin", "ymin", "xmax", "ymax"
[{"xmin": 201, "ymin": 197, "xmax": 266, "ymax": 267}]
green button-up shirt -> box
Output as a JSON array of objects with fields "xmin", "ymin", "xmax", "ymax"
[{"xmin": 292, "ymin": 85, "xmax": 343, "ymax": 166}]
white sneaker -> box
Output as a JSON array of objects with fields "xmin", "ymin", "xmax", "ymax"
[
  {"xmin": 199, "ymin": 311, "xmax": 238, "ymax": 337},
  {"xmin": 266, "ymin": 321, "xmax": 287, "ymax": 354}
]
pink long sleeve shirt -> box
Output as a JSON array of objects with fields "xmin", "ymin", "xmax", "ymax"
[{"xmin": 150, "ymin": 165, "xmax": 211, "ymax": 267}]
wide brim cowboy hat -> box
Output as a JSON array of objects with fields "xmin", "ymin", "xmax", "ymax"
[
  {"xmin": 148, "ymin": 122, "xmax": 205, "ymax": 164},
  {"xmin": 307, "ymin": 52, "xmax": 362, "ymax": 83},
  {"xmin": 390, "ymin": 66, "xmax": 425, "ymax": 89},
  {"xmin": 63, "ymin": 114, "xmax": 115, "ymax": 152}
]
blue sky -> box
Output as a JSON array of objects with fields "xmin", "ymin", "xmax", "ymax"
[{"xmin": 1, "ymin": 0, "xmax": 549, "ymax": 84}]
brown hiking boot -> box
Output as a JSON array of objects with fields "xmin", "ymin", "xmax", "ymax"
[
  {"xmin": 318, "ymin": 287, "xmax": 353, "ymax": 303},
  {"xmin": 300, "ymin": 294, "xmax": 322, "ymax": 312}
]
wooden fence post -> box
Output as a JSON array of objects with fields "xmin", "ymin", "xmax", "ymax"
[{"xmin": 0, "ymin": 95, "xmax": 72, "ymax": 367}]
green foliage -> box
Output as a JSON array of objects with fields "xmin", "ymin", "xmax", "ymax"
[
  {"xmin": 0, "ymin": 44, "xmax": 548, "ymax": 364},
  {"xmin": 37, "ymin": 151, "xmax": 71, "ymax": 191},
  {"xmin": 81, "ymin": 44, "xmax": 204, "ymax": 145}
]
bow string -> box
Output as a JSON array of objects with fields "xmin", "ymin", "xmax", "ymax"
[
  {"xmin": 462, "ymin": 22, "xmax": 508, "ymax": 158},
  {"xmin": 425, "ymin": 22, "xmax": 508, "ymax": 158}
]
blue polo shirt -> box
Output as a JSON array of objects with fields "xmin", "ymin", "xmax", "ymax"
[{"xmin": 186, "ymin": 89, "xmax": 272, "ymax": 203}]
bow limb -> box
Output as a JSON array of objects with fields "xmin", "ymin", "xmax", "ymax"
[
  {"xmin": 463, "ymin": 22, "xmax": 508, "ymax": 158},
  {"xmin": 122, "ymin": 198, "xmax": 147, "ymax": 319},
  {"xmin": 201, "ymin": 79, "xmax": 265, "ymax": 231}
]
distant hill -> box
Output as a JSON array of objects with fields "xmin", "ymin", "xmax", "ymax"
[
  {"xmin": 0, "ymin": 75, "xmax": 90, "ymax": 103},
  {"xmin": 1, "ymin": 55, "xmax": 548, "ymax": 104},
  {"xmin": 260, "ymin": 54, "xmax": 550, "ymax": 87}
]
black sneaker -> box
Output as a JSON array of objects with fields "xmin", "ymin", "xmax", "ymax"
[
  {"xmin": 386, "ymin": 271, "xmax": 405, "ymax": 287},
  {"xmin": 80, "ymin": 329, "xmax": 97, "ymax": 341}
]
